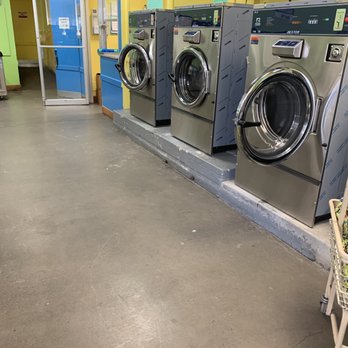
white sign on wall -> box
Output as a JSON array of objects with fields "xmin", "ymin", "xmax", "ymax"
[
  {"xmin": 110, "ymin": 1, "xmax": 118, "ymax": 34},
  {"xmin": 58, "ymin": 17, "xmax": 70, "ymax": 30}
]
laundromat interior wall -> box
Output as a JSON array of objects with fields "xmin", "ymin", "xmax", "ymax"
[
  {"xmin": 10, "ymin": 0, "xmax": 38, "ymax": 63},
  {"xmin": 90, "ymin": 0, "xmax": 121, "ymax": 96},
  {"xmin": 0, "ymin": 0, "xmax": 20, "ymax": 88},
  {"xmin": 90, "ymin": 0, "xmax": 101, "ymax": 96}
]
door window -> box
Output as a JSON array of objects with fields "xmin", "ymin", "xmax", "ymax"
[
  {"xmin": 238, "ymin": 70, "xmax": 315, "ymax": 164},
  {"xmin": 174, "ymin": 48, "xmax": 209, "ymax": 107},
  {"xmin": 118, "ymin": 44, "xmax": 150, "ymax": 90}
]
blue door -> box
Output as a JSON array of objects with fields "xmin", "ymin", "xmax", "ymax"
[
  {"xmin": 50, "ymin": 0, "xmax": 85, "ymax": 98},
  {"xmin": 33, "ymin": 0, "xmax": 88, "ymax": 104}
]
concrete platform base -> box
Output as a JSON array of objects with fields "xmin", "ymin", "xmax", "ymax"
[
  {"xmin": 113, "ymin": 109, "xmax": 330, "ymax": 268},
  {"xmin": 113, "ymin": 109, "xmax": 237, "ymax": 194}
]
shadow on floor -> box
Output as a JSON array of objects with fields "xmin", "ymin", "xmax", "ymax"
[{"xmin": 19, "ymin": 67, "xmax": 56, "ymax": 91}]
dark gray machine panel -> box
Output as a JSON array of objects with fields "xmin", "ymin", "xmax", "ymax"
[
  {"xmin": 128, "ymin": 10, "xmax": 174, "ymax": 126},
  {"xmin": 252, "ymin": 4, "xmax": 348, "ymax": 35},
  {"xmin": 155, "ymin": 11, "xmax": 174, "ymax": 122},
  {"xmin": 213, "ymin": 5, "xmax": 253, "ymax": 151},
  {"xmin": 174, "ymin": 7, "xmax": 222, "ymax": 27},
  {"xmin": 129, "ymin": 12, "xmax": 156, "ymax": 28}
]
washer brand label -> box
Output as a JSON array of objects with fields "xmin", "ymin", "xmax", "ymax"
[{"xmin": 286, "ymin": 30, "xmax": 300, "ymax": 35}]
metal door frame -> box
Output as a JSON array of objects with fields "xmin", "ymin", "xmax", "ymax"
[
  {"xmin": 236, "ymin": 67, "xmax": 317, "ymax": 165},
  {"xmin": 172, "ymin": 47, "xmax": 209, "ymax": 108},
  {"xmin": 32, "ymin": 0, "xmax": 90, "ymax": 106},
  {"xmin": 117, "ymin": 43, "xmax": 151, "ymax": 91}
]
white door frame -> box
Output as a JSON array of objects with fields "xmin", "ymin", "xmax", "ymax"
[{"xmin": 32, "ymin": 0, "xmax": 91, "ymax": 106}]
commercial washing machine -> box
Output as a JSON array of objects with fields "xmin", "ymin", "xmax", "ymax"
[
  {"xmin": 169, "ymin": 4, "xmax": 253, "ymax": 155},
  {"xmin": 235, "ymin": 0, "xmax": 348, "ymax": 227},
  {"xmin": 117, "ymin": 10, "xmax": 174, "ymax": 126}
]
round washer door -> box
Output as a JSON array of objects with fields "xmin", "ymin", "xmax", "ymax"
[
  {"xmin": 236, "ymin": 68, "xmax": 316, "ymax": 165},
  {"xmin": 118, "ymin": 43, "xmax": 151, "ymax": 91},
  {"xmin": 173, "ymin": 47, "xmax": 209, "ymax": 107}
]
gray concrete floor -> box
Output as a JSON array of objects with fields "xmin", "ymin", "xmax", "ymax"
[{"xmin": 0, "ymin": 82, "xmax": 336, "ymax": 347}]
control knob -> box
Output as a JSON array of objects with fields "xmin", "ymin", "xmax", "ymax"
[{"xmin": 332, "ymin": 47, "xmax": 342, "ymax": 58}]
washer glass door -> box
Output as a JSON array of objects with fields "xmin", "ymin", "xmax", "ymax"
[
  {"xmin": 173, "ymin": 47, "xmax": 209, "ymax": 107},
  {"xmin": 237, "ymin": 68, "xmax": 316, "ymax": 164},
  {"xmin": 118, "ymin": 43, "xmax": 151, "ymax": 91}
]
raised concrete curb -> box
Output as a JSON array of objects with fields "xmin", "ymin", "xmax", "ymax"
[
  {"xmin": 114, "ymin": 109, "xmax": 236, "ymax": 194},
  {"xmin": 113, "ymin": 109, "xmax": 330, "ymax": 268},
  {"xmin": 219, "ymin": 181, "xmax": 330, "ymax": 268}
]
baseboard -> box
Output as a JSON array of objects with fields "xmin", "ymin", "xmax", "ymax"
[
  {"xmin": 102, "ymin": 106, "xmax": 113, "ymax": 119},
  {"xmin": 94, "ymin": 96, "xmax": 101, "ymax": 105},
  {"xmin": 6, "ymin": 85, "xmax": 22, "ymax": 91},
  {"xmin": 18, "ymin": 60, "xmax": 39, "ymax": 68}
]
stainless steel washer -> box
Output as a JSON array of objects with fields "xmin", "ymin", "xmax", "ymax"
[
  {"xmin": 117, "ymin": 10, "xmax": 174, "ymax": 126},
  {"xmin": 169, "ymin": 4, "xmax": 253, "ymax": 155},
  {"xmin": 236, "ymin": 0, "xmax": 348, "ymax": 227}
]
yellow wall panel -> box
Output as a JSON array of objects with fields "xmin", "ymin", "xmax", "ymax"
[
  {"xmin": 10, "ymin": 0, "xmax": 37, "ymax": 62},
  {"xmin": 173, "ymin": 0, "xmax": 211, "ymax": 6},
  {"xmin": 164, "ymin": 0, "xmax": 174, "ymax": 9},
  {"xmin": 89, "ymin": 0, "xmax": 120, "ymax": 96},
  {"xmin": 130, "ymin": 0, "xmax": 147, "ymax": 11},
  {"xmin": 89, "ymin": 0, "xmax": 100, "ymax": 96}
]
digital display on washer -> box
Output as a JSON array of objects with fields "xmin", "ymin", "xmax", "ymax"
[
  {"xmin": 174, "ymin": 8, "xmax": 222, "ymax": 28},
  {"xmin": 252, "ymin": 5, "xmax": 348, "ymax": 35},
  {"xmin": 129, "ymin": 13, "xmax": 155, "ymax": 28}
]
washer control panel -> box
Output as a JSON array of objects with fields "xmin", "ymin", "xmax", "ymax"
[
  {"xmin": 252, "ymin": 5, "xmax": 348, "ymax": 35},
  {"xmin": 175, "ymin": 7, "xmax": 222, "ymax": 28},
  {"xmin": 272, "ymin": 39, "xmax": 304, "ymax": 58}
]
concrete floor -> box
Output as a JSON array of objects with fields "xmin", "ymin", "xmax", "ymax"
[{"xmin": 0, "ymin": 83, "xmax": 337, "ymax": 347}]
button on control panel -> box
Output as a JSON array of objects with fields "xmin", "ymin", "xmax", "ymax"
[{"xmin": 327, "ymin": 44, "xmax": 344, "ymax": 62}]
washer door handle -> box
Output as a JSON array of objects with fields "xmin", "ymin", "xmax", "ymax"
[
  {"xmin": 237, "ymin": 120, "xmax": 261, "ymax": 128},
  {"xmin": 168, "ymin": 73, "xmax": 175, "ymax": 83},
  {"xmin": 115, "ymin": 63, "xmax": 121, "ymax": 73}
]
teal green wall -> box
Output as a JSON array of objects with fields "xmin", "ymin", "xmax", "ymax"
[
  {"xmin": 147, "ymin": 0, "xmax": 164, "ymax": 8},
  {"xmin": 0, "ymin": 0, "xmax": 20, "ymax": 86}
]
